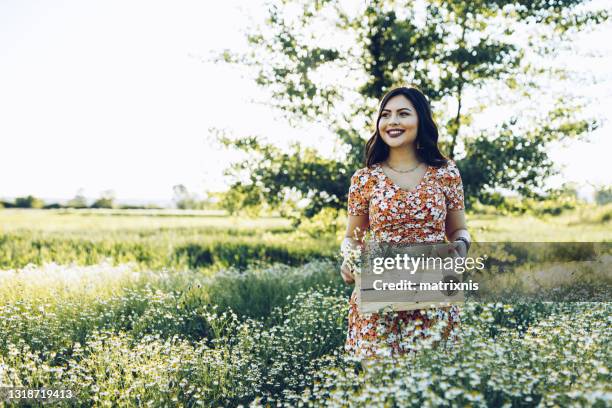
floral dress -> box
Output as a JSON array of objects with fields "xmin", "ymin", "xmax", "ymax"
[{"xmin": 344, "ymin": 159, "xmax": 465, "ymax": 359}]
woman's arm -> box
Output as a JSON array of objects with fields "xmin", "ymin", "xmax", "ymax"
[
  {"xmin": 445, "ymin": 209, "xmax": 471, "ymax": 257},
  {"xmin": 340, "ymin": 214, "xmax": 369, "ymax": 284}
]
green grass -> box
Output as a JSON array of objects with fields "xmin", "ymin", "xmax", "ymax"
[
  {"xmin": 0, "ymin": 209, "xmax": 334, "ymax": 270},
  {"xmin": 0, "ymin": 207, "xmax": 610, "ymax": 406},
  {"xmin": 0, "ymin": 208, "xmax": 291, "ymax": 232},
  {"xmin": 1, "ymin": 206, "xmax": 609, "ymax": 271},
  {"xmin": 467, "ymin": 204, "xmax": 612, "ymax": 242}
]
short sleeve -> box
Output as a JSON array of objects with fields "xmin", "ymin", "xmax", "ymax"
[
  {"xmin": 442, "ymin": 160, "xmax": 465, "ymax": 211},
  {"xmin": 347, "ymin": 168, "xmax": 371, "ymax": 216}
]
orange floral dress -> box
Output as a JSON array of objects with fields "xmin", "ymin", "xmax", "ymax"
[{"xmin": 345, "ymin": 159, "xmax": 464, "ymax": 359}]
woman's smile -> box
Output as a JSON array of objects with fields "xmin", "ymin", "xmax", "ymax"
[{"xmin": 387, "ymin": 128, "xmax": 405, "ymax": 138}]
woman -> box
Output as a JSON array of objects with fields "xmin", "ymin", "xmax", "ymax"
[{"xmin": 341, "ymin": 86, "xmax": 471, "ymax": 359}]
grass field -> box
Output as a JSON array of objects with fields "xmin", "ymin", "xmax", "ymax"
[
  {"xmin": 0, "ymin": 207, "xmax": 610, "ymax": 406},
  {"xmin": 0, "ymin": 206, "xmax": 610, "ymax": 271},
  {"xmin": 0, "ymin": 209, "xmax": 331, "ymax": 271},
  {"xmin": 469, "ymin": 208, "xmax": 612, "ymax": 242}
]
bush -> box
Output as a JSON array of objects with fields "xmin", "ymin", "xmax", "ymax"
[
  {"xmin": 91, "ymin": 198, "xmax": 115, "ymax": 209},
  {"xmin": 296, "ymin": 208, "xmax": 346, "ymax": 240},
  {"xmin": 43, "ymin": 203, "xmax": 62, "ymax": 209}
]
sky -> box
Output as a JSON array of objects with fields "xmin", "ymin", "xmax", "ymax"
[{"xmin": 1, "ymin": 0, "xmax": 611, "ymax": 205}]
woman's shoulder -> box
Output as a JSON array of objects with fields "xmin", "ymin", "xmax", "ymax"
[
  {"xmin": 350, "ymin": 165, "xmax": 378, "ymax": 184},
  {"xmin": 430, "ymin": 159, "xmax": 461, "ymax": 180}
]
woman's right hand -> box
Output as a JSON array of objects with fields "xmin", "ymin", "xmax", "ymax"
[
  {"xmin": 341, "ymin": 214, "xmax": 368, "ymax": 285},
  {"xmin": 340, "ymin": 261, "xmax": 355, "ymax": 285}
]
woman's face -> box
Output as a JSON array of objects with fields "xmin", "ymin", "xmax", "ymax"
[{"xmin": 378, "ymin": 94, "xmax": 419, "ymax": 149}]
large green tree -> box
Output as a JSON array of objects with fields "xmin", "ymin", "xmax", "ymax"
[{"xmin": 216, "ymin": 0, "xmax": 607, "ymax": 217}]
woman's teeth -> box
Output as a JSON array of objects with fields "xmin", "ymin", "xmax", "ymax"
[{"xmin": 387, "ymin": 130, "xmax": 404, "ymax": 137}]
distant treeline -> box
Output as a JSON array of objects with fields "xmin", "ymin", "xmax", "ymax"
[
  {"xmin": 0, "ymin": 185, "xmax": 227, "ymax": 211},
  {"xmin": 0, "ymin": 195, "xmax": 164, "ymax": 210},
  {"xmin": 3, "ymin": 185, "xmax": 610, "ymax": 214}
]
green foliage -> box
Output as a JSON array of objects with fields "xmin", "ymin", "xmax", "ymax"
[
  {"xmin": 91, "ymin": 190, "xmax": 116, "ymax": 209},
  {"xmin": 217, "ymin": 0, "xmax": 607, "ymax": 217},
  {"xmin": 459, "ymin": 123, "xmax": 561, "ymax": 204},
  {"xmin": 42, "ymin": 203, "xmax": 62, "ymax": 209},
  {"xmin": 14, "ymin": 195, "xmax": 45, "ymax": 209},
  {"xmin": 217, "ymin": 184, "xmax": 265, "ymax": 216},
  {"xmin": 218, "ymin": 135, "xmax": 354, "ymax": 218},
  {"xmin": 296, "ymin": 207, "xmax": 346, "ymax": 239},
  {"xmin": 172, "ymin": 184, "xmax": 214, "ymax": 210},
  {"xmin": 66, "ymin": 190, "xmax": 88, "ymax": 208},
  {"xmin": 90, "ymin": 199, "xmax": 114, "ymax": 209}
]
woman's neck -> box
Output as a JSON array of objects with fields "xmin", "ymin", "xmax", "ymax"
[{"xmin": 386, "ymin": 146, "xmax": 420, "ymax": 168}]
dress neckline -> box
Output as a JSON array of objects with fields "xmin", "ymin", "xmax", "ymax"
[{"xmin": 375, "ymin": 162, "xmax": 431, "ymax": 194}]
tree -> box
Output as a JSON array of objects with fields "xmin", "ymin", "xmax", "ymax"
[
  {"xmin": 91, "ymin": 190, "xmax": 116, "ymax": 209},
  {"xmin": 173, "ymin": 184, "xmax": 208, "ymax": 210},
  {"xmin": 66, "ymin": 188, "xmax": 88, "ymax": 208},
  {"xmin": 217, "ymin": 0, "xmax": 608, "ymax": 215},
  {"xmin": 14, "ymin": 195, "xmax": 44, "ymax": 209}
]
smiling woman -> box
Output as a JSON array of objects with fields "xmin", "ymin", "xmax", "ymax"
[{"xmin": 340, "ymin": 86, "xmax": 472, "ymax": 360}]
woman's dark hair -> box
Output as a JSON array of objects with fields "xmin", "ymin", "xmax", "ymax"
[{"xmin": 365, "ymin": 86, "xmax": 448, "ymax": 168}]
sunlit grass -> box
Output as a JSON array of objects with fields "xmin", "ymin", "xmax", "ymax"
[
  {"xmin": 0, "ymin": 209, "xmax": 332, "ymax": 270},
  {"xmin": 0, "ymin": 261, "xmax": 143, "ymax": 304},
  {"xmin": 468, "ymin": 208, "xmax": 611, "ymax": 242}
]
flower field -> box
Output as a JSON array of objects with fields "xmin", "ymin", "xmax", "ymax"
[{"xmin": 0, "ymin": 209, "xmax": 610, "ymax": 407}]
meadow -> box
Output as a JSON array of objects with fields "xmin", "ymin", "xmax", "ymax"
[{"xmin": 0, "ymin": 207, "xmax": 610, "ymax": 407}]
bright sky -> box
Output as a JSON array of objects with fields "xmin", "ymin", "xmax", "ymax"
[{"xmin": 1, "ymin": 0, "xmax": 611, "ymax": 205}]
